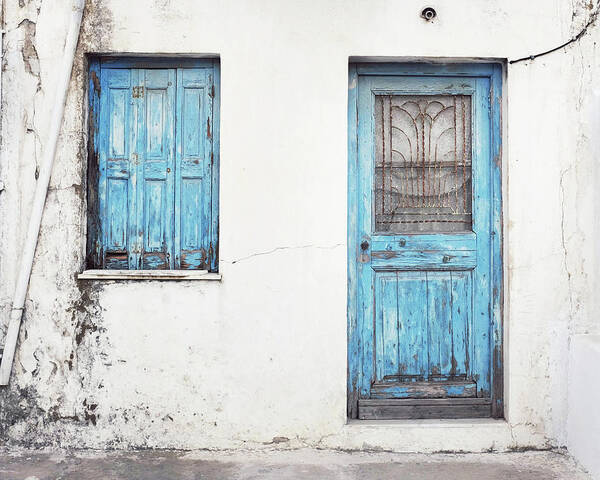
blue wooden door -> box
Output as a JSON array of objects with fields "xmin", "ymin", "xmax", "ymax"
[{"xmin": 348, "ymin": 64, "xmax": 503, "ymax": 420}]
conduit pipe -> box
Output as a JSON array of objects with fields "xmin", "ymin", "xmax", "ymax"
[
  {"xmin": 0, "ymin": 0, "xmax": 85, "ymax": 385},
  {"xmin": 0, "ymin": 0, "xmax": 4, "ymax": 195}
]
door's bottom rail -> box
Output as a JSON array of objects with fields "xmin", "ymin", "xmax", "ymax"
[{"xmin": 358, "ymin": 397, "xmax": 492, "ymax": 420}]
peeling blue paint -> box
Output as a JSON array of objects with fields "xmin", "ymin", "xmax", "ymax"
[
  {"xmin": 91, "ymin": 58, "xmax": 220, "ymax": 271},
  {"xmin": 347, "ymin": 64, "xmax": 503, "ymax": 418}
]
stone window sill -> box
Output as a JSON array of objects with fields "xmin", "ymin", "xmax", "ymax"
[{"xmin": 78, "ymin": 270, "xmax": 222, "ymax": 281}]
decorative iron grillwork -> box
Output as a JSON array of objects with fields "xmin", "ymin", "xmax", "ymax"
[{"xmin": 374, "ymin": 95, "xmax": 472, "ymax": 233}]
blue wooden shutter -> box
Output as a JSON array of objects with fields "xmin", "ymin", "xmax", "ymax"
[
  {"xmin": 94, "ymin": 60, "xmax": 218, "ymax": 271},
  {"xmin": 137, "ymin": 69, "xmax": 176, "ymax": 269},
  {"xmin": 98, "ymin": 68, "xmax": 135, "ymax": 269},
  {"xmin": 175, "ymin": 67, "xmax": 214, "ymax": 270}
]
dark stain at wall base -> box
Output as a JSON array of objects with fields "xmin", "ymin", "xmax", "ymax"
[
  {"xmin": 0, "ymin": 280, "xmax": 107, "ymax": 447},
  {"xmin": 83, "ymin": 398, "xmax": 99, "ymax": 426},
  {"xmin": 0, "ymin": 386, "xmax": 43, "ymax": 443}
]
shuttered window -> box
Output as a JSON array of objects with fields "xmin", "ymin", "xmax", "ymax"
[{"xmin": 86, "ymin": 58, "xmax": 219, "ymax": 271}]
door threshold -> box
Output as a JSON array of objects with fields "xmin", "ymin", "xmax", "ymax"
[{"xmin": 358, "ymin": 398, "xmax": 492, "ymax": 420}]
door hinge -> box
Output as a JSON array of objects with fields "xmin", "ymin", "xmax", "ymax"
[
  {"xmin": 210, "ymin": 84, "xmax": 215, "ymax": 98},
  {"xmin": 132, "ymin": 86, "xmax": 145, "ymax": 98}
]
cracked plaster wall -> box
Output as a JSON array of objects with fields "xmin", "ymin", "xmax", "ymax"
[{"xmin": 0, "ymin": 0, "xmax": 598, "ymax": 452}]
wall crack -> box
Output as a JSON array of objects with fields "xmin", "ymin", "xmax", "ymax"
[
  {"xmin": 223, "ymin": 243, "xmax": 344, "ymax": 265},
  {"xmin": 559, "ymin": 167, "xmax": 576, "ymax": 325}
]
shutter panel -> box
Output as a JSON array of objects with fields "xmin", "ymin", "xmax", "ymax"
[
  {"xmin": 137, "ymin": 69, "xmax": 176, "ymax": 269},
  {"xmin": 175, "ymin": 68, "xmax": 214, "ymax": 270},
  {"xmin": 99, "ymin": 68, "xmax": 135, "ymax": 269}
]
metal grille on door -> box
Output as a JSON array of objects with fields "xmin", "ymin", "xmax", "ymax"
[{"xmin": 374, "ymin": 95, "xmax": 472, "ymax": 233}]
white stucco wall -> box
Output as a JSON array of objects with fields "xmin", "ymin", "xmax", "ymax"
[
  {"xmin": 568, "ymin": 335, "xmax": 600, "ymax": 479},
  {"xmin": 0, "ymin": 0, "xmax": 599, "ymax": 452}
]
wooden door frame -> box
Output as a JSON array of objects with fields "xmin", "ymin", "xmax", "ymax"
[{"xmin": 347, "ymin": 62, "xmax": 504, "ymax": 419}]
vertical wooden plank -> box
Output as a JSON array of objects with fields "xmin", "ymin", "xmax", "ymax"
[
  {"xmin": 357, "ymin": 75, "xmax": 376, "ymax": 398},
  {"xmin": 174, "ymin": 68, "xmax": 183, "ymax": 270},
  {"xmin": 450, "ymin": 270, "xmax": 471, "ymax": 377},
  {"xmin": 175, "ymin": 67, "xmax": 211, "ymax": 270},
  {"xmin": 143, "ymin": 83, "xmax": 165, "ymax": 268},
  {"xmin": 208, "ymin": 59, "xmax": 221, "ymax": 272},
  {"xmin": 397, "ymin": 271, "xmax": 428, "ymax": 378},
  {"xmin": 490, "ymin": 64, "xmax": 504, "ymax": 417},
  {"xmin": 130, "ymin": 68, "xmax": 142, "ymax": 269},
  {"xmin": 471, "ymin": 76, "xmax": 492, "ymax": 397},
  {"xmin": 347, "ymin": 64, "xmax": 360, "ymax": 418},
  {"xmin": 97, "ymin": 67, "xmax": 109, "ymax": 268},
  {"xmin": 375, "ymin": 273, "xmax": 399, "ymax": 379},
  {"xmin": 165, "ymin": 68, "xmax": 176, "ymax": 270},
  {"xmin": 99, "ymin": 68, "xmax": 133, "ymax": 269},
  {"xmin": 427, "ymin": 272, "xmax": 453, "ymax": 378},
  {"xmin": 210, "ymin": 59, "xmax": 220, "ymax": 272},
  {"xmin": 139, "ymin": 69, "xmax": 176, "ymax": 269},
  {"xmin": 203, "ymin": 67, "xmax": 214, "ymax": 269}
]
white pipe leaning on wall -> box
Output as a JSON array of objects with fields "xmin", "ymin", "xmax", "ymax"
[
  {"xmin": 0, "ymin": 2, "xmax": 4, "ymax": 196},
  {"xmin": 0, "ymin": 0, "xmax": 85, "ymax": 386}
]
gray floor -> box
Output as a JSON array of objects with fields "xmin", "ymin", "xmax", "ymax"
[{"xmin": 0, "ymin": 448, "xmax": 592, "ymax": 480}]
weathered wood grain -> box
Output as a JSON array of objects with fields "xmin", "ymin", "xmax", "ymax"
[
  {"xmin": 91, "ymin": 58, "xmax": 220, "ymax": 272},
  {"xmin": 348, "ymin": 63, "xmax": 503, "ymax": 420},
  {"xmin": 371, "ymin": 233, "xmax": 476, "ymax": 252},
  {"xmin": 347, "ymin": 65, "xmax": 360, "ymax": 419},
  {"xmin": 358, "ymin": 398, "xmax": 492, "ymax": 420},
  {"xmin": 371, "ymin": 250, "xmax": 476, "ymax": 270},
  {"xmin": 370, "ymin": 380, "xmax": 477, "ymax": 399}
]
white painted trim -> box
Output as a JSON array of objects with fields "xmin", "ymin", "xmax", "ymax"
[{"xmin": 78, "ymin": 270, "xmax": 222, "ymax": 281}]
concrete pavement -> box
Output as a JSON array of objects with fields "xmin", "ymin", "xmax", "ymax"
[{"xmin": 0, "ymin": 448, "xmax": 591, "ymax": 479}]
